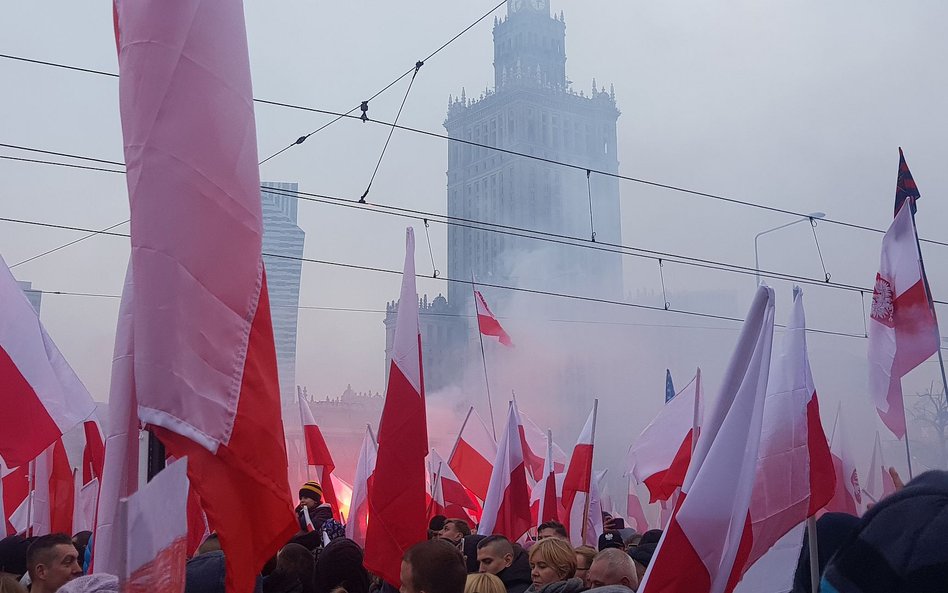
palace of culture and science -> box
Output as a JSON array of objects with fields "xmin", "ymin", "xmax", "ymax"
[{"xmin": 384, "ymin": 0, "xmax": 624, "ymax": 392}]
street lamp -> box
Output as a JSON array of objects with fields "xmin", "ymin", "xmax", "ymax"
[{"xmin": 754, "ymin": 212, "xmax": 826, "ymax": 284}]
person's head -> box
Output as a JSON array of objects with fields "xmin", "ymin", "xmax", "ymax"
[
  {"xmin": 475, "ymin": 536, "xmax": 514, "ymax": 575},
  {"xmin": 401, "ymin": 539, "xmax": 466, "ymax": 593},
  {"xmin": 0, "ymin": 575, "xmax": 27, "ymax": 593},
  {"xmin": 0, "ymin": 536, "xmax": 31, "ymax": 578},
  {"xmin": 428, "ymin": 515, "xmax": 447, "ymax": 534},
  {"xmin": 69, "ymin": 533, "xmax": 91, "ymax": 571},
  {"xmin": 637, "ymin": 530, "xmax": 662, "ymax": 546},
  {"xmin": 536, "ymin": 521, "xmax": 568, "ymax": 542},
  {"xmin": 277, "ymin": 543, "xmax": 316, "ymax": 593},
  {"xmin": 299, "ymin": 481, "xmax": 323, "ymax": 509},
  {"xmin": 197, "ymin": 533, "xmax": 221, "ymax": 556},
  {"xmin": 597, "ymin": 531, "xmax": 625, "ymax": 552},
  {"xmin": 315, "ymin": 538, "xmax": 369, "ymax": 593},
  {"xmin": 463, "ymin": 573, "xmax": 505, "ymax": 593},
  {"xmin": 587, "ymin": 549, "xmax": 638, "ymax": 591},
  {"xmin": 627, "ymin": 544, "xmax": 656, "ymax": 584},
  {"xmin": 573, "ymin": 546, "xmax": 596, "ymax": 587},
  {"xmin": 439, "ymin": 520, "xmax": 471, "ymax": 544},
  {"xmin": 26, "ymin": 534, "xmax": 83, "ymax": 593},
  {"xmin": 528, "ymin": 538, "xmax": 576, "ymax": 589}
]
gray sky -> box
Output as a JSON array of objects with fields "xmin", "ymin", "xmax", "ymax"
[{"xmin": 2, "ymin": 1, "xmax": 947, "ymax": 476}]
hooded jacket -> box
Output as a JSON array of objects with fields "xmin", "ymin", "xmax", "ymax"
[{"xmin": 497, "ymin": 545, "xmax": 533, "ymax": 593}]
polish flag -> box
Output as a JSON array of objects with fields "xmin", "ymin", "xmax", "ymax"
[
  {"xmin": 298, "ymin": 398, "xmax": 341, "ymax": 521},
  {"xmin": 626, "ymin": 479, "xmax": 650, "ymax": 533},
  {"xmin": 640, "ymin": 285, "xmax": 776, "ymax": 593},
  {"xmin": 868, "ymin": 201, "xmax": 939, "ymax": 439},
  {"xmin": 73, "ymin": 477, "xmax": 100, "ymax": 534},
  {"xmin": 562, "ymin": 402, "xmax": 598, "ymax": 546},
  {"xmin": 365, "ymin": 228, "xmax": 429, "ymax": 588},
  {"xmin": 537, "ymin": 430, "xmax": 560, "ymax": 525},
  {"xmin": 345, "ymin": 425, "xmax": 377, "ymax": 548},
  {"xmin": 110, "ymin": 3, "xmax": 298, "ymax": 590},
  {"xmin": 0, "ymin": 255, "xmax": 96, "ymax": 468},
  {"xmin": 82, "ymin": 419, "xmax": 105, "ymax": 485},
  {"xmin": 2, "ymin": 463, "xmax": 28, "ymax": 536},
  {"xmin": 448, "ymin": 407, "xmax": 496, "ymax": 501},
  {"xmin": 823, "ymin": 407, "xmax": 862, "ymax": 516},
  {"xmin": 31, "ymin": 439, "xmax": 74, "ymax": 536},
  {"xmin": 628, "ymin": 370, "xmax": 704, "ymax": 503},
  {"xmin": 520, "ymin": 411, "xmax": 567, "ymax": 482},
  {"xmin": 742, "ymin": 288, "xmax": 835, "ymax": 575},
  {"xmin": 480, "ymin": 402, "xmax": 533, "ymax": 540},
  {"xmin": 120, "ymin": 457, "xmax": 189, "ymax": 593},
  {"xmin": 474, "ymin": 290, "xmax": 513, "ymax": 347},
  {"xmin": 185, "ymin": 486, "xmax": 210, "ymax": 557},
  {"xmin": 430, "ymin": 449, "xmax": 482, "ymax": 522},
  {"xmin": 864, "ymin": 431, "xmax": 897, "ymax": 504},
  {"xmin": 530, "ymin": 473, "xmax": 564, "ymax": 526}
]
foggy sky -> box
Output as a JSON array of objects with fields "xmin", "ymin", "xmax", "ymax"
[{"xmin": 2, "ymin": 1, "xmax": 947, "ymax": 479}]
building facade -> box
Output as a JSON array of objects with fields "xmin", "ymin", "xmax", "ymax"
[{"xmin": 261, "ymin": 182, "xmax": 306, "ymax": 405}]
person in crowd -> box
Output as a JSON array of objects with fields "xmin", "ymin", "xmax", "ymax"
[
  {"xmin": 526, "ymin": 538, "xmax": 583, "ymax": 593},
  {"xmin": 56, "ymin": 574, "xmax": 118, "ymax": 593},
  {"xmin": 263, "ymin": 543, "xmax": 316, "ymax": 593},
  {"xmin": 0, "ymin": 536, "xmax": 32, "ymax": 580},
  {"xmin": 536, "ymin": 522, "xmax": 569, "ymax": 542},
  {"xmin": 25, "ymin": 534, "xmax": 83, "ymax": 593},
  {"xmin": 461, "ymin": 534, "xmax": 486, "ymax": 574},
  {"xmin": 428, "ymin": 516, "xmax": 447, "ymax": 540},
  {"xmin": 400, "ymin": 539, "xmax": 467, "ymax": 593},
  {"xmin": 439, "ymin": 520, "xmax": 472, "ymax": 546},
  {"xmin": 586, "ymin": 549, "xmax": 638, "ymax": 592},
  {"xmin": 464, "ymin": 573, "xmax": 506, "ymax": 593},
  {"xmin": 573, "ymin": 547, "xmax": 596, "ymax": 587},
  {"xmin": 626, "ymin": 545, "xmax": 654, "ymax": 585},
  {"xmin": 186, "ymin": 534, "xmax": 264, "ymax": 593},
  {"xmin": 69, "ymin": 533, "xmax": 91, "ymax": 576},
  {"xmin": 297, "ymin": 481, "xmax": 333, "ymax": 531},
  {"xmin": 315, "ymin": 538, "xmax": 370, "ymax": 593},
  {"xmin": 790, "ymin": 512, "xmax": 860, "ymax": 593},
  {"xmin": 0, "ymin": 575, "xmax": 27, "ymax": 593},
  {"xmin": 636, "ymin": 531, "xmax": 661, "ymax": 546},
  {"xmin": 476, "ymin": 536, "xmax": 531, "ymax": 593},
  {"xmin": 819, "ymin": 470, "xmax": 948, "ymax": 592},
  {"xmin": 596, "ymin": 532, "xmax": 624, "ymax": 553}
]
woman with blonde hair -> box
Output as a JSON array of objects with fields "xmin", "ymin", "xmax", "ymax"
[
  {"xmin": 464, "ymin": 572, "xmax": 506, "ymax": 593},
  {"xmin": 526, "ymin": 538, "xmax": 584, "ymax": 593}
]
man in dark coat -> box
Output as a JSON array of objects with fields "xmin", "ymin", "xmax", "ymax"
[{"xmin": 476, "ymin": 535, "xmax": 531, "ymax": 593}]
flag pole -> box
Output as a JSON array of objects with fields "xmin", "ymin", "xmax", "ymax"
[
  {"xmin": 471, "ymin": 274, "xmax": 497, "ymax": 440},
  {"xmin": 367, "ymin": 423, "xmax": 378, "ymax": 447},
  {"xmin": 26, "ymin": 459, "xmax": 35, "ymax": 536},
  {"xmin": 806, "ymin": 516, "xmax": 820, "ymax": 593},
  {"xmin": 449, "ymin": 407, "xmax": 475, "ymax": 463},
  {"xmin": 580, "ymin": 399, "xmax": 599, "ymax": 544},
  {"xmin": 692, "ymin": 368, "xmax": 701, "ymax": 456}
]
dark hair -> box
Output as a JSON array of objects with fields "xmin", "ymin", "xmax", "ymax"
[
  {"xmin": 445, "ymin": 519, "xmax": 472, "ymax": 537},
  {"xmin": 0, "ymin": 536, "xmax": 32, "ymax": 577},
  {"xmin": 403, "ymin": 539, "xmax": 466, "ymax": 593},
  {"xmin": 271, "ymin": 543, "xmax": 316, "ymax": 593},
  {"xmin": 537, "ymin": 521, "xmax": 568, "ymax": 538},
  {"xmin": 476, "ymin": 535, "xmax": 513, "ymax": 556},
  {"xmin": 638, "ymin": 530, "xmax": 662, "ymax": 546},
  {"xmin": 315, "ymin": 538, "xmax": 369, "ymax": 593},
  {"xmin": 428, "ymin": 515, "xmax": 447, "ymax": 532},
  {"xmin": 26, "ymin": 534, "xmax": 75, "ymax": 576}
]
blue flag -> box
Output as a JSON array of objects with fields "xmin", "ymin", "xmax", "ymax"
[{"xmin": 664, "ymin": 369, "xmax": 676, "ymax": 403}]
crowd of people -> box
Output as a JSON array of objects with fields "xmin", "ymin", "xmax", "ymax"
[{"xmin": 2, "ymin": 470, "xmax": 948, "ymax": 593}]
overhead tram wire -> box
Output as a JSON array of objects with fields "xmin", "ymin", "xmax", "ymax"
[
  {"xmin": 4, "ymin": 51, "xmax": 948, "ymax": 249},
  {"xmin": 3, "ymin": 143, "xmax": 948, "ymax": 310}
]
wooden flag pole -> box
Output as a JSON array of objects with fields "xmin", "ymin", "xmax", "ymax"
[
  {"xmin": 449, "ymin": 407, "xmax": 475, "ymax": 463},
  {"xmin": 471, "ymin": 275, "xmax": 497, "ymax": 440},
  {"xmin": 806, "ymin": 516, "xmax": 820, "ymax": 593}
]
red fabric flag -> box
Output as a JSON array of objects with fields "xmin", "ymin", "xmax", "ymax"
[
  {"xmin": 31, "ymin": 439, "xmax": 74, "ymax": 536},
  {"xmin": 430, "ymin": 449, "xmax": 482, "ymax": 522},
  {"xmin": 823, "ymin": 407, "xmax": 862, "ymax": 516},
  {"xmin": 298, "ymin": 398, "xmax": 341, "ymax": 521},
  {"xmin": 345, "ymin": 426, "xmax": 377, "ymax": 548},
  {"xmin": 537, "ymin": 430, "xmax": 560, "ymax": 525},
  {"xmin": 562, "ymin": 403, "xmax": 598, "ymax": 546},
  {"xmin": 112, "ymin": 2, "xmax": 297, "ymax": 590},
  {"xmin": 2, "ymin": 464, "xmax": 28, "ymax": 536},
  {"xmin": 82, "ymin": 420, "xmax": 105, "ymax": 485},
  {"xmin": 364, "ymin": 228, "xmax": 429, "ymax": 587},
  {"xmin": 448, "ymin": 407, "xmax": 496, "ymax": 501},
  {"xmin": 894, "ymin": 147, "xmax": 921, "ymax": 216},
  {"xmin": 474, "ymin": 290, "xmax": 513, "ymax": 347},
  {"xmin": 640, "ymin": 286, "xmax": 776, "ymax": 593},
  {"xmin": 519, "ymin": 411, "xmax": 567, "ymax": 482},
  {"xmin": 865, "ymin": 431, "xmax": 897, "ymax": 503},
  {"xmin": 479, "ymin": 402, "xmax": 533, "ymax": 541}
]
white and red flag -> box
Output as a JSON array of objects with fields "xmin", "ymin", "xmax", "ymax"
[
  {"xmin": 474, "ymin": 290, "xmax": 513, "ymax": 347},
  {"xmin": 365, "ymin": 228, "xmax": 429, "ymax": 588},
  {"xmin": 628, "ymin": 370, "xmax": 703, "ymax": 503},
  {"xmin": 298, "ymin": 398, "xmax": 341, "ymax": 521},
  {"xmin": 0, "ymin": 255, "xmax": 96, "ymax": 468},
  {"xmin": 109, "ymin": 2, "xmax": 298, "ymax": 589},
  {"xmin": 743, "ymin": 288, "xmax": 835, "ymax": 576},
  {"xmin": 2, "ymin": 463, "xmax": 28, "ymax": 536},
  {"xmin": 562, "ymin": 402, "xmax": 598, "ymax": 546},
  {"xmin": 536, "ymin": 429, "xmax": 560, "ymax": 525},
  {"xmin": 520, "ymin": 411, "xmax": 567, "ymax": 482},
  {"xmin": 480, "ymin": 401, "xmax": 533, "ymax": 540},
  {"xmin": 864, "ymin": 431, "xmax": 897, "ymax": 504},
  {"xmin": 31, "ymin": 439, "xmax": 74, "ymax": 537},
  {"xmin": 120, "ymin": 457, "xmax": 189, "ymax": 593},
  {"xmin": 640, "ymin": 285, "xmax": 776, "ymax": 593},
  {"xmin": 73, "ymin": 477, "xmax": 100, "ymax": 534},
  {"xmin": 823, "ymin": 406, "xmax": 862, "ymax": 516},
  {"xmin": 626, "ymin": 478, "xmax": 650, "ymax": 532},
  {"xmin": 345, "ymin": 425, "xmax": 377, "ymax": 547},
  {"xmin": 448, "ymin": 407, "xmax": 496, "ymax": 501},
  {"xmin": 429, "ymin": 449, "xmax": 482, "ymax": 522},
  {"xmin": 82, "ymin": 419, "xmax": 106, "ymax": 485},
  {"xmin": 868, "ymin": 198, "xmax": 939, "ymax": 439}
]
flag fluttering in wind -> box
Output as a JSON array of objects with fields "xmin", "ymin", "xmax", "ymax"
[
  {"xmin": 628, "ymin": 370, "xmax": 703, "ymax": 503},
  {"xmin": 448, "ymin": 407, "xmax": 496, "ymax": 501},
  {"xmin": 823, "ymin": 407, "xmax": 862, "ymax": 516},
  {"xmin": 480, "ymin": 402, "xmax": 533, "ymax": 541},
  {"xmin": 0, "ymin": 255, "xmax": 96, "ymax": 468},
  {"xmin": 639, "ymin": 285, "xmax": 776, "ymax": 593},
  {"xmin": 429, "ymin": 449, "xmax": 482, "ymax": 522},
  {"xmin": 2, "ymin": 463, "xmax": 28, "ymax": 536},
  {"xmin": 346, "ymin": 426, "xmax": 377, "ymax": 548},
  {"xmin": 474, "ymin": 290, "xmax": 513, "ymax": 347},
  {"xmin": 626, "ymin": 479, "xmax": 650, "ymax": 532},
  {"xmin": 867, "ymin": 198, "xmax": 939, "ymax": 439},
  {"xmin": 520, "ymin": 411, "xmax": 567, "ymax": 482},
  {"xmin": 298, "ymin": 398, "xmax": 341, "ymax": 521},
  {"xmin": 365, "ymin": 228, "xmax": 429, "ymax": 588},
  {"xmin": 110, "ymin": 2, "xmax": 298, "ymax": 589},
  {"xmin": 665, "ymin": 370, "xmax": 676, "ymax": 403},
  {"xmin": 82, "ymin": 420, "xmax": 105, "ymax": 486},
  {"xmin": 864, "ymin": 431, "xmax": 897, "ymax": 504},
  {"xmin": 894, "ymin": 147, "xmax": 921, "ymax": 216},
  {"xmin": 563, "ymin": 402, "xmax": 599, "ymax": 546},
  {"xmin": 31, "ymin": 439, "xmax": 74, "ymax": 536},
  {"xmin": 537, "ymin": 429, "xmax": 560, "ymax": 525},
  {"xmin": 743, "ymin": 288, "xmax": 835, "ymax": 576}
]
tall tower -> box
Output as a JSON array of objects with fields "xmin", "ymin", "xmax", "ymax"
[
  {"xmin": 261, "ymin": 182, "xmax": 306, "ymax": 405},
  {"xmin": 444, "ymin": 0, "xmax": 623, "ymax": 310}
]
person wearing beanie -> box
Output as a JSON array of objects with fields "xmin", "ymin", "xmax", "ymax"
[
  {"xmin": 297, "ymin": 481, "xmax": 333, "ymax": 533},
  {"xmin": 820, "ymin": 470, "xmax": 948, "ymax": 593},
  {"xmin": 627, "ymin": 543, "xmax": 656, "ymax": 584}
]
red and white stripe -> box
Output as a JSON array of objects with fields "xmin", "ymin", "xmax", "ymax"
[
  {"xmin": 628, "ymin": 370, "xmax": 703, "ymax": 503},
  {"xmin": 479, "ymin": 402, "xmax": 532, "ymax": 540},
  {"xmin": 474, "ymin": 290, "xmax": 513, "ymax": 347},
  {"xmin": 298, "ymin": 398, "xmax": 341, "ymax": 521},
  {"xmin": 536, "ymin": 429, "xmax": 560, "ymax": 526},
  {"xmin": 345, "ymin": 425, "xmax": 377, "ymax": 547},
  {"xmin": 519, "ymin": 411, "xmax": 567, "ymax": 482},
  {"xmin": 31, "ymin": 439, "xmax": 74, "ymax": 537},
  {"xmin": 82, "ymin": 419, "xmax": 105, "ymax": 486},
  {"xmin": 864, "ymin": 431, "xmax": 897, "ymax": 503},
  {"xmin": 563, "ymin": 402, "xmax": 598, "ymax": 546},
  {"xmin": 429, "ymin": 449, "xmax": 482, "ymax": 522},
  {"xmin": 823, "ymin": 406, "xmax": 862, "ymax": 516},
  {"xmin": 626, "ymin": 478, "xmax": 650, "ymax": 533},
  {"xmin": 0, "ymin": 255, "xmax": 96, "ymax": 468},
  {"xmin": 640, "ymin": 285, "xmax": 776, "ymax": 593},
  {"xmin": 448, "ymin": 407, "xmax": 496, "ymax": 501},
  {"xmin": 867, "ymin": 203, "xmax": 940, "ymax": 439}
]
